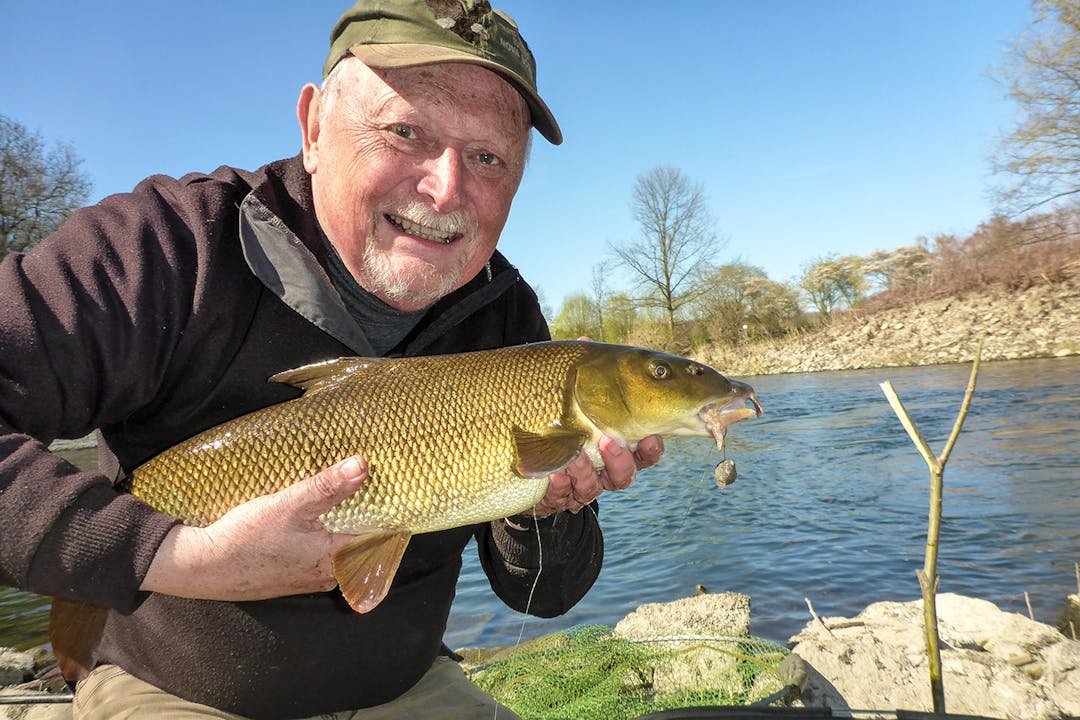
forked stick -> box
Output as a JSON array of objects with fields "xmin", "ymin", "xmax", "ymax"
[{"xmin": 879, "ymin": 343, "xmax": 982, "ymax": 713}]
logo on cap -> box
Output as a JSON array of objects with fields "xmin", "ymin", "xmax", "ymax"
[{"xmin": 431, "ymin": 0, "xmax": 493, "ymax": 46}]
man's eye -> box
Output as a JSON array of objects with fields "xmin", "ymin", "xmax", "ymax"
[
  {"xmin": 477, "ymin": 151, "xmax": 501, "ymax": 166},
  {"xmin": 392, "ymin": 124, "xmax": 416, "ymax": 139}
]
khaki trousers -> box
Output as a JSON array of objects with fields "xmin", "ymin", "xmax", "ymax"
[{"xmin": 72, "ymin": 657, "xmax": 521, "ymax": 720}]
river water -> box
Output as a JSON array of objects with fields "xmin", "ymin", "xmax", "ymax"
[
  {"xmin": 1, "ymin": 357, "xmax": 1077, "ymax": 651},
  {"xmin": 445, "ymin": 356, "xmax": 1080, "ymax": 648}
]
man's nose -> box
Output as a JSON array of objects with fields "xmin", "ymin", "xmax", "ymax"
[{"xmin": 417, "ymin": 147, "xmax": 464, "ymax": 212}]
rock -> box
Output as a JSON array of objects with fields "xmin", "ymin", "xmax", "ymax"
[
  {"xmin": 789, "ymin": 593, "xmax": 1080, "ymax": 718},
  {"xmin": 1061, "ymin": 594, "xmax": 1080, "ymax": 639},
  {"xmin": 0, "ymin": 646, "xmax": 71, "ymax": 720},
  {"xmin": 1043, "ymin": 640, "xmax": 1080, "ymax": 716},
  {"xmin": 612, "ymin": 593, "xmax": 781, "ymax": 702},
  {"xmin": 614, "ymin": 592, "xmax": 751, "ymax": 639},
  {"xmin": 0, "ymin": 691, "xmax": 72, "ymax": 720},
  {"xmin": 0, "ymin": 650, "xmax": 33, "ymax": 687}
]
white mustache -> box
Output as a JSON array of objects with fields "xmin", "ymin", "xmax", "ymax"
[{"xmin": 391, "ymin": 201, "xmax": 474, "ymax": 238}]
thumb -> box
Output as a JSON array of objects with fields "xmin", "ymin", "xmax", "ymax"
[{"xmin": 278, "ymin": 456, "xmax": 369, "ymax": 522}]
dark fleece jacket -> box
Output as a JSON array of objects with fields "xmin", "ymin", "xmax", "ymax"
[{"xmin": 0, "ymin": 155, "xmax": 603, "ymax": 717}]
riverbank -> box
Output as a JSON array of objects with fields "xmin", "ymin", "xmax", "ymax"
[
  {"xmin": 695, "ymin": 277, "xmax": 1079, "ymax": 376},
  {"xmin": 459, "ymin": 591, "xmax": 1080, "ymax": 719},
  {"xmin": 7, "ymin": 592, "xmax": 1076, "ymax": 719}
]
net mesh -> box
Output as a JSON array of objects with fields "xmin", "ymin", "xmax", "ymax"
[{"xmin": 464, "ymin": 625, "xmax": 794, "ymax": 720}]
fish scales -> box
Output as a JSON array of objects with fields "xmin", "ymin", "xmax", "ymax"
[{"xmin": 129, "ymin": 342, "xmax": 594, "ymax": 533}]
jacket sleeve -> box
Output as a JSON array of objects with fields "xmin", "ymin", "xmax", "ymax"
[
  {"xmin": 476, "ymin": 505, "xmax": 603, "ymax": 617},
  {"xmin": 0, "ymin": 176, "xmax": 220, "ymax": 611}
]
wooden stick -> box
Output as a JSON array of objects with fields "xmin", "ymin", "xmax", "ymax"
[
  {"xmin": 805, "ymin": 597, "xmax": 836, "ymax": 638},
  {"xmin": 879, "ymin": 342, "xmax": 983, "ymax": 714},
  {"xmin": 880, "ymin": 381, "xmax": 938, "ymax": 473},
  {"xmin": 1024, "ymin": 591, "xmax": 1035, "ymax": 621},
  {"xmin": 939, "ymin": 348, "xmax": 981, "ymax": 468}
]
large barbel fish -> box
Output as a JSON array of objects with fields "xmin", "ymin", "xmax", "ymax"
[
  {"xmin": 129, "ymin": 340, "xmax": 762, "ymax": 612},
  {"xmin": 52, "ymin": 341, "xmax": 762, "ymax": 679}
]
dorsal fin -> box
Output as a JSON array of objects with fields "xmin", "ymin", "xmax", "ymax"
[{"xmin": 269, "ymin": 357, "xmax": 390, "ymax": 393}]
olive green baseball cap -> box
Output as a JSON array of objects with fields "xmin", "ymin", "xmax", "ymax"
[{"xmin": 324, "ymin": 0, "xmax": 562, "ymax": 145}]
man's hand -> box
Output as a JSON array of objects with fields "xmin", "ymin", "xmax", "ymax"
[
  {"xmin": 530, "ymin": 435, "xmax": 664, "ymax": 518},
  {"xmin": 141, "ymin": 456, "xmax": 368, "ymax": 601}
]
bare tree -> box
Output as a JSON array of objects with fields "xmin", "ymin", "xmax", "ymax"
[
  {"xmin": 603, "ymin": 292, "xmax": 638, "ymax": 344},
  {"xmin": 742, "ymin": 277, "xmax": 802, "ymax": 337},
  {"xmin": 864, "ymin": 245, "xmax": 934, "ymax": 293},
  {"xmin": 799, "ymin": 254, "xmax": 866, "ymax": 321},
  {"xmin": 589, "ymin": 264, "xmax": 608, "ymax": 342},
  {"xmin": 694, "ymin": 262, "xmax": 766, "ymax": 346},
  {"xmin": 0, "ymin": 115, "xmax": 91, "ymax": 260},
  {"xmin": 611, "ymin": 166, "xmax": 722, "ymax": 336},
  {"xmin": 993, "ymin": 0, "xmax": 1080, "ymax": 215},
  {"xmin": 532, "ymin": 285, "xmax": 555, "ymax": 324},
  {"xmin": 550, "ymin": 293, "xmax": 599, "ymax": 340}
]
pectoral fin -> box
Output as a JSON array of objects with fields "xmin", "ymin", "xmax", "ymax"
[
  {"xmin": 512, "ymin": 426, "xmax": 588, "ymax": 478},
  {"xmin": 49, "ymin": 598, "xmax": 108, "ymax": 682},
  {"xmin": 332, "ymin": 528, "xmax": 412, "ymax": 613}
]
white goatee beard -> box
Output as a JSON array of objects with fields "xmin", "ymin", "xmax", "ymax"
[
  {"xmin": 360, "ymin": 202, "xmax": 479, "ymax": 309},
  {"xmin": 360, "ymin": 245, "xmax": 464, "ymax": 308}
]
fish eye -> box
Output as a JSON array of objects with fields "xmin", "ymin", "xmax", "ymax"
[{"xmin": 649, "ymin": 362, "xmax": 672, "ymax": 380}]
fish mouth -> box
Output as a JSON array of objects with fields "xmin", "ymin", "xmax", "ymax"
[
  {"xmin": 698, "ymin": 390, "xmax": 764, "ymax": 451},
  {"xmin": 385, "ymin": 213, "xmax": 464, "ymax": 244}
]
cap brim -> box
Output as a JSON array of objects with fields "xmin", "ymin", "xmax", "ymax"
[{"xmin": 347, "ymin": 44, "xmax": 562, "ymax": 145}]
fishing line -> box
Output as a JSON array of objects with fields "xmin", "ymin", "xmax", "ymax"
[
  {"xmin": 672, "ymin": 454, "xmax": 717, "ymax": 537},
  {"xmin": 496, "ymin": 481, "xmax": 597, "ymax": 718},
  {"xmin": 493, "ymin": 509, "xmax": 543, "ymax": 720},
  {"xmin": 515, "ymin": 508, "xmax": 543, "ymax": 647}
]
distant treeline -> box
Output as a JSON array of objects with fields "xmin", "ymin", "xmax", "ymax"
[{"xmin": 550, "ymin": 203, "xmax": 1080, "ymax": 354}]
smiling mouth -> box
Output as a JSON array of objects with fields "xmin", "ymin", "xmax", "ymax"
[{"xmin": 385, "ymin": 213, "xmax": 462, "ymax": 244}]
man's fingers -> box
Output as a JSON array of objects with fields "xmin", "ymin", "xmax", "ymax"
[
  {"xmin": 533, "ymin": 434, "xmax": 667, "ymax": 517},
  {"xmin": 632, "ymin": 435, "xmax": 665, "ymax": 471},
  {"xmin": 597, "ymin": 437, "xmax": 636, "ymax": 491},
  {"xmin": 281, "ymin": 456, "xmax": 368, "ymax": 522}
]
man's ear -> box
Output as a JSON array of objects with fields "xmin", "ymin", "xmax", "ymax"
[{"xmin": 297, "ymin": 83, "xmax": 322, "ymax": 174}]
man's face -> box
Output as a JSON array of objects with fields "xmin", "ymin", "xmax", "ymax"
[{"xmin": 299, "ymin": 58, "xmax": 531, "ymax": 311}]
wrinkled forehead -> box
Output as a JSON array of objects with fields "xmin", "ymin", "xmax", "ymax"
[
  {"xmin": 334, "ymin": 58, "xmax": 530, "ymax": 139},
  {"xmin": 382, "ymin": 62, "xmax": 528, "ymax": 120}
]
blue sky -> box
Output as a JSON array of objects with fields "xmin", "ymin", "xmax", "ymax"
[{"xmin": 2, "ymin": 2, "xmax": 1034, "ymax": 311}]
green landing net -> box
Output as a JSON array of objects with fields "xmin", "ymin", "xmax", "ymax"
[{"xmin": 464, "ymin": 625, "xmax": 800, "ymax": 720}]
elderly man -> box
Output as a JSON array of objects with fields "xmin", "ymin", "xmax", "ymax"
[{"xmin": 0, "ymin": 2, "xmax": 662, "ymax": 718}]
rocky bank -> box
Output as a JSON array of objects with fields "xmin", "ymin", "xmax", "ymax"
[
  {"xmin": 0, "ymin": 647, "xmax": 67, "ymax": 720},
  {"xmin": 790, "ymin": 593, "xmax": 1080, "ymax": 718},
  {"xmin": 4, "ymin": 591, "xmax": 1079, "ymax": 718},
  {"xmin": 697, "ymin": 277, "xmax": 1079, "ymax": 376}
]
